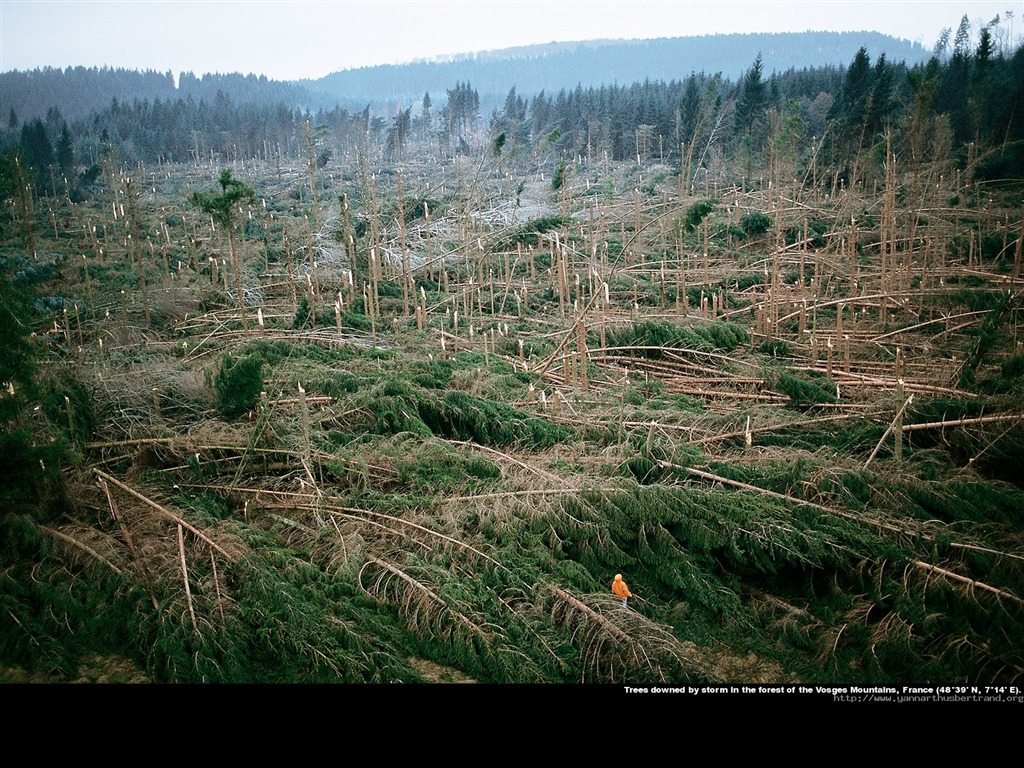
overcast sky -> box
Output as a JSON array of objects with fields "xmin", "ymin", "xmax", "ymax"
[{"xmin": 1, "ymin": 0, "xmax": 1020, "ymax": 81}]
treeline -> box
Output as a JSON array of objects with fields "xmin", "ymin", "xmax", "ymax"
[
  {"xmin": 1, "ymin": 66, "xmax": 177, "ymax": 125},
  {"xmin": 0, "ymin": 66, "xmax": 336, "ymax": 125},
  {"xmin": 498, "ymin": 20, "xmax": 1024, "ymax": 183},
  {"xmin": 2, "ymin": 16, "xmax": 1023, "ymax": 200}
]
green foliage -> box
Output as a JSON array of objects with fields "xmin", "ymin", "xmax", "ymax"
[
  {"xmin": 739, "ymin": 211, "xmax": 772, "ymax": 237},
  {"xmin": 683, "ymin": 199, "xmax": 715, "ymax": 232},
  {"xmin": 784, "ymin": 219, "xmax": 829, "ymax": 248},
  {"xmin": 624, "ymin": 375, "xmax": 665, "ymax": 405},
  {"xmin": 400, "ymin": 197, "xmax": 442, "ymax": 223},
  {"xmin": 759, "ymin": 339, "xmax": 792, "ymax": 357},
  {"xmin": 492, "ymin": 132, "xmax": 506, "ymax": 157},
  {"xmin": 0, "ymin": 261, "xmax": 39, "ymax": 397},
  {"xmin": 554, "ymin": 483, "xmax": 864, "ymax": 626},
  {"xmin": 394, "ymin": 439, "xmax": 500, "ymax": 495},
  {"xmin": 202, "ymin": 552, "xmax": 415, "ymax": 683},
  {"xmin": 815, "ymin": 469, "xmax": 872, "ymax": 507},
  {"xmin": 243, "ymin": 219, "xmax": 262, "ymax": 238},
  {"xmin": 0, "ymin": 264, "xmax": 67, "ymax": 513},
  {"xmin": 215, "ymin": 352, "xmax": 265, "ymax": 419},
  {"xmin": 500, "ymin": 215, "xmax": 573, "ymax": 248},
  {"xmin": 975, "ymin": 140, "xmax": 1024, "ymax": 181},
  {"xmin": 226, "ymin": 338, "xmax": 383, "ymax": 369},
  {"xmin": 341, "ymin": 310, "xmax": 373, "ymax": 331},
  {"xmin": 0, "ymin": 556, "xmax": 148, "ymax": 680},
  {"xmin": 774, "ymin": 369, "xmax": 838, "ymax": 408},
  {"xmin": 551, "ymin": 160, "xmax": 568, "ymax": 191},
  {"xmin": 190, "ymin": 170, "xmax": 256, "ymax": 229},
  {"xmin": 40, "ymin": 373, "xmax": 95, "ymax": 452},
  {"xmin": 352, "ymin": 378, "xmax": 569, "ymax": 449},
  {"xmin": 292, "ymin": 296, "xmax": 312, "ymax": 328},
  {"xmin": 605, "ymin": 319, "xmax": 749, "ymax": 356},
  {"xmin": 0, "ymin": 425, "xmax": 65, "ymax": 513},
  {"xmin": 733, "ymin": 273, "xmax": 766, "ymax": 291},
  {"xmin": 1001, "ymin": 353, "xmax": 1024, "ymax": 380},
  {"xmin": 975, "ymin": 350, "xmax": 1024, "ymax": 394},
  {"xmin": 960, "ymin": 293, "xmax": 1013, "ymax": 387},
  {"xmin": 902, "ymin": 475, "xmax": 1024, "ymax": 525},
  {"xmin": 15, "ymin": 120, "xmax": 53, "ymax": 190},
  {"xmin": 543, "ymin": 127, "xmax": 562, "ymax": 146},
  {"xmin": 376, "ymin": 280, "xmax": 403, "ymax": 299},
  {"xmin": 409, "ymin": 359, "xmax": 455, "ymax": 389}
]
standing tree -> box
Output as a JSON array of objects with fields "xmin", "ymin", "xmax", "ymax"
[
  {"xmin": 933, "ymin": 17, "xmax": 974, "ymax": 146},
  {"xmin": 734, "ymin": 53, "xmax": 767, "ymax": 181},
  {"xmin": 385, "ymin": 107, "xmax": 412, "ymax": 163},
  {"xmin": 418, "ymin": 92, "xmax": 432, "ymax": 142},
  {"xmin": 682, "ymin": 74, "xmax": 725, "ymax": 188},
  {"xmin": 55, "ymin": 123, "xmax": 75, "ymax": 183},
  {"xmin": 18, "ymin": 118, "xmax": 53, "ymax": 191},
  {"xmin": 828, "ymin": 47, "xmax": 896, "ymax": 188},
  {"xmin": 304, "ymin": 120, "xmax": 332, "ymax": 231},
  {"xmin": 443, "ymin": 81, "xmax": 480, "ymax": 150},
  {"xmin": 191, "ymin": 170, "xmax": 256, "ymax": 332}
]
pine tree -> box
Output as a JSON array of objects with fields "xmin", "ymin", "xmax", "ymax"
[
  {"xmin": 734, "ymin": 54, "xmax": 766, "ymax": 180},
  {"xmin": 191, "ymin": 170, "xmax": 257, "ymax": 332},
  {"xmin": 972, "ymin": 26, "xmax": 996, "ymax": 143},
  {"xmin": 55, "ymin": 122, "xmax": 75, "ymax": 179},
  {"xmin": 735, "ymin": 54, "xmax": 766, "ymax": 135},
  {"xmin": 18, "ymin": 119, "xmax": 53, "ymax": 189},
  {"xmin": 419, "ymin": 92, "xmax": 432, "ymax": 141}
]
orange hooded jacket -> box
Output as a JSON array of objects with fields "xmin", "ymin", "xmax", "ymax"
[{"xmin": 612, "ymin": 574, "xmax": 632, "ymax": 600}]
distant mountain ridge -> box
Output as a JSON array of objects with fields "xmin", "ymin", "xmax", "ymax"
[{"xmin": 308, "ymin": 31, "xmax": 933, "ymax": 110}]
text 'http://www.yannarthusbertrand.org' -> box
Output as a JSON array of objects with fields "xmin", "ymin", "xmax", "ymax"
[{"xmin": 623, "ymin": 684, "xmax": 1024, "ymax": 703}]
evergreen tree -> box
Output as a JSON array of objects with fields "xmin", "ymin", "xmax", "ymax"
[
  {"xmin": 495, "ymin": 86, "xmax": 528, "ymax": 147},
  {"xmin": 864, "ymin": 53, "xmax": 896, "ymax": 139},
  {"xmin": 734, "ymin": 54, "xmax": 767, "ymax": 179},
  {"xmin": 191, "ymin": 170, "xmax": 257, "ymax": 332},
  {"xmin": 55, "ymin": 122, "xmax": 74, "ymax": 179},
  {"xmin": 972, "ymin": 26, "xmax": 996, "ymax": 143},
  {"xmin": 936, "ymin": 28, "xmax": 974, "ymax": 145},
  {"xmin": 443, "ymin": 82, "xmax": 480, "ymax": 143},
  {"xmin": 419, "ymin": 91, "xmax": 432, "ymax": 140},
  {"xmin": 734, "ymin": 53, "xmax": 767, "ymax": 136},
  {"xmin": 830, "ymin": 47, "xmax": 873, "ymax": 130},
  {"xmin": 18, "ymin": 119, "xmax": 53, "ymax": 188},
  {"xmin": 385, "ymin": 107, "xmax": 412, "ymax": 162},
  {"xmin": 953, "ymin": 14, "xmax": 972, "ymax": 57},
  {"xmin": 826, "ymin": 47, "xmax": 899, "ymax": 177}
]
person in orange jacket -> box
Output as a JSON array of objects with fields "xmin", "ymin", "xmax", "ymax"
[{"xmin": 612, "ymin": 573, "xmax": 632, "ymax": 607}]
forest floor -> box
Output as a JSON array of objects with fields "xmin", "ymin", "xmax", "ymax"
[{"xmin": 3, "ymin": 149, "xmax": 1023, "ymax": 686}]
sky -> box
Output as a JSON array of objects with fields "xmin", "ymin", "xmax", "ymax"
[{"xmin": 1, "ymin": 0, "xmax": 1021, "ymax": 81}]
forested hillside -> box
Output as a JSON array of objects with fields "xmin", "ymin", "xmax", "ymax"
[
  {"xmin": 2, "ymin": 15, "xmax": 1024, "ymax": 687},
  {"xmin": 310, "ymin": 31, "xmax": 930, "ymax": 107}
]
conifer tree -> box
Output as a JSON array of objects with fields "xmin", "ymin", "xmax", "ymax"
[
  {"xmin": 55, "ymin": 122, "xmax": 75, "ymax": 180},
  {"xmin": 191, "ymin": 170, "xmax": 256, "ymax": 332},
  {"xmin": 18, "ymin": 119, "xmax": 53, "ymax": 190},
  {"xmin": 734, "ymin": 54, "xmax": 766, "ymax": 180}
]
